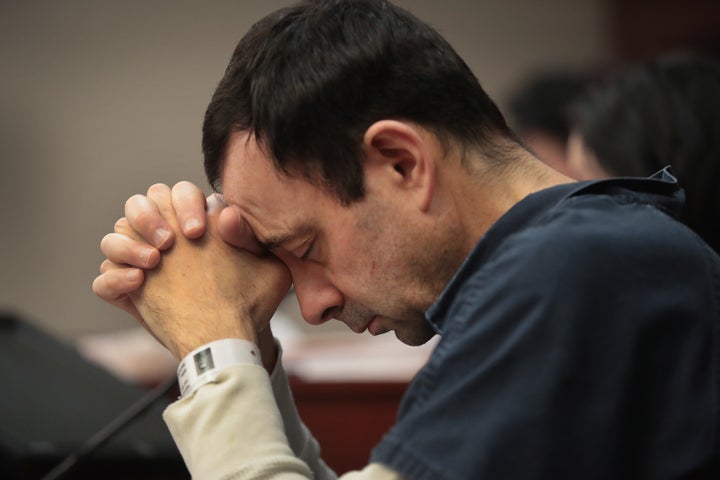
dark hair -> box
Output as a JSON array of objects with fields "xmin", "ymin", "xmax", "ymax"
[
  {"xmin": 202, "ymin": 0, "xmax": 515, "ymax": 204},
  {"xmin": 510, "ymin": 71, "xmax": 590, "ymax": 142},
  {"xmin": 571, "ymin": 52, "xmax": 720, "ymax": 252}
]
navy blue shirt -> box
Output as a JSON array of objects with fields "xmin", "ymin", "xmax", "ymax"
[{"xmin": 372, "ymin": 169, "xmax": 720, "ymax": 479}]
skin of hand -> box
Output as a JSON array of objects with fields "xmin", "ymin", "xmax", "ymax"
[
  {"xmin": 93, "ymin": 182, "xmax": 291, "ymax": 364},
  {"xmin": 93, "ymin": 180, "xmax": 209, "ymax": 325}
]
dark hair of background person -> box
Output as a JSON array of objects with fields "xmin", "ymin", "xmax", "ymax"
[
  {"xmin": 571, "ymin": 52, "xmax": 720, "ymax": 253},
  {"xmin": 508, "ymin": 71, "xmax": 592, "ymax": 175},
  {"xmin": 202, "ymin": 0, "xmax": 519, "ymax": 204},
  {"xmin": 510, "ymin": 72, "xmax": 590, "ymax": 145}
]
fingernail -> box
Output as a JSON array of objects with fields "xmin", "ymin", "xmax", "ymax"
[
  {"xmin": 153, "ymin": 228, "xmax": 171, "ymax": 247},
  {"xmin": 126, "ymin": 269, "xmax": 140, "ymax": 282},
  {"xmin": 206, "ymin": 193, "xmax": 224, "ymax": 212},
  {"xmin": 185, "ymin": 218, "xmax": 201, "ymax": 232},
  {"xmin": 139, "ymin": 248, "xmax": 154, "ymax": 266}
]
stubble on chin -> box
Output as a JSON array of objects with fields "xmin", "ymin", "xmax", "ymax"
[{"xmin": 393, "ymin": 320, "xmax": 436, "ymax": 346}]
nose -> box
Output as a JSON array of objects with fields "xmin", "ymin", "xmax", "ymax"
[{"xmin": 290, "ymin": 263, "xmax": 344, "ymax": 325}]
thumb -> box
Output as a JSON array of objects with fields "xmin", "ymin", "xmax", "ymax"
[{"xmin": 217, "ymin": 205, "xmax": 265, "ymax": 255}]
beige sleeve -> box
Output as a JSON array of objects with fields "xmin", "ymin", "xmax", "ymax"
[{"xmin": 163, "ymin": 361, "xmax": 404, "ymax": 480}]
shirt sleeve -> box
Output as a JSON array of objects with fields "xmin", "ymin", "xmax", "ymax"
[{"xmin": 163, "ymin": 352, "xmax": 405, "ymax": 480}]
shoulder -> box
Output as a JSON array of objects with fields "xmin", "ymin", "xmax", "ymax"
[
  {"xmin": 446, "ymin": 190, "xmax": 718, "ymax": 339},
  {"xmin": 488, "ymin": 191, "xmax": 707, "ymax": 287}
]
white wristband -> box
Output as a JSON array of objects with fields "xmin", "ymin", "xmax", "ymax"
[{"xmin": 177, "ymin": 338, "xmax": 262, "ymax": 398}]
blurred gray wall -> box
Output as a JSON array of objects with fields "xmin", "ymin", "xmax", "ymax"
[{"xmin": 0, "ymin": 0, "xmax": 609, "ymax": 342}]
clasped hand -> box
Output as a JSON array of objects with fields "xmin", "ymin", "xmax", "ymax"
[{"xmin": 92, "ymin": 182, "xmax": 291, "ymax": 360}]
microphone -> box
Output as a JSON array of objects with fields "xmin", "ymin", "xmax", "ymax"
[{"xmin": 40, "ymin": 375, "xmax": 178, "ymax": 480}]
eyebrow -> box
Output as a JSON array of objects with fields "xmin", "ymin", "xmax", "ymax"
[
  {"xmin": 259, "ymin": 234, "xmax": 291, "ymax": 251},
  {"xmin": 258, "ymin": 224, "xmax": 314, "ymax": 252}
]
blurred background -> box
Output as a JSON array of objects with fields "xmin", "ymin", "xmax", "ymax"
[{"xmin": 1, "ymin": 0, "xmax": 719, "ymax": 345}]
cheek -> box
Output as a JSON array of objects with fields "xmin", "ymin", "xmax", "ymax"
[
  {"xmin": 326, "ymin": 247, "xmax": 380, "ymax": 298},
  {"xmin": 328, "ymin": 211, "xmax": 404, "ymax": 299}
]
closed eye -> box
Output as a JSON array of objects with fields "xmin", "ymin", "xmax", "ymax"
[{"xmin": 299, "ymin": 241, "xmax": 315, "ymax": 261}]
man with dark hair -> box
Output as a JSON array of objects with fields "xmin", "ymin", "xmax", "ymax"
[
  {"xmin": 93, "ymin": 1, "xmax": 720, "ymax": 478},
  {"xmin": 509, "ymin": 71, "xmax": 591, "ymax": 176},
  {"xmin": 567, "ymin": 52, "xmax": 720, "ymax": 255}
]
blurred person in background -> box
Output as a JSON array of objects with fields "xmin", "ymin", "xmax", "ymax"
[
  {"xmin": 567, "ymin": 52, "xmax": 720, "ymax": 253},
  {"xmin": 509, "ymin": 71, "xmax": 591, "ymax": 177}
]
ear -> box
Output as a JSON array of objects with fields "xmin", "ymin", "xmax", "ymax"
[{"xmin": 362, "ymin": 120, "xmax": 436, "ymax": 212}]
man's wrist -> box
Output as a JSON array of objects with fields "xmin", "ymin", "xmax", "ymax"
[{"xmin": 177, "ymin": 338, "xmax": 262, "ymax": 397}]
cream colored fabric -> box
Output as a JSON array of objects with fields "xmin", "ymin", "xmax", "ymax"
[{"xmin": 163, "ymin": 360, "xmax": 403, "ymax": 479}]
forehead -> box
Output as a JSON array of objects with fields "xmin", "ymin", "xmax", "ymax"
[{"xmin": 219, "ymin": 131, "xmax": 327, "ymax": 242}]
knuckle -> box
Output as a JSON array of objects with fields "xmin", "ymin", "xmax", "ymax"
[
  {"xmin": 147, "ymin": 183, "xmax": 170, "ymax": 197},
  {"xmin": 125, "ymin": 194, "xmax": 145, "ymax": 212},
  {"xmin": 174, "ymin": 180, "xmax": 195, "ymax": 192},
  {"xmin": 98, "ymin": 272, "xmax": 120, "ymax": 301},
  {"xmin": 92, "ymin": 274, "xmax": 115, "ymax": 300},
  {"xmin": 103, "ymin": 270, "xmax": 128, "ymax": 297},
  {"xmin": 114, "ymin": 217, "xmax": 129, "ymax": 231},
  {"xmin": 133, "ymin": 209, "xmax": 156, "ymax": 228},
  {"xmin": 91, "ymin": 276, "xmax": 104, "ymax": 297},
  {"xmin": 100, "ymin": 233, "xmax": 117, "ymax": 254}
]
